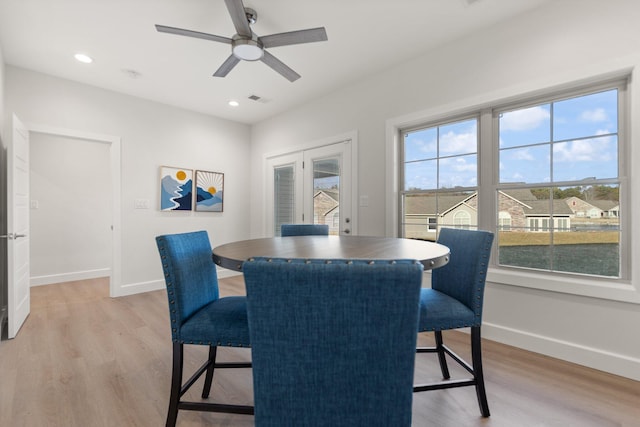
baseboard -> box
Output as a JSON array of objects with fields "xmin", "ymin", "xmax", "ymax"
[
  {"xmin": 30, "ymin": 268, "xmax": 111, "ymax": 287},
  {"xmin": 216, "ymin": 267, "xmax": 242, "ymax": 279},
  {"xmin": 113, "ymin": 269, "xmax": 240, "ymax": 298},
  {"xmin": 483, "ymin": 322, "xmax": 640, "ymax": 381},
  {"xmin": 115, "ymin": 279, "xmax": 165, "ymax": 297}
]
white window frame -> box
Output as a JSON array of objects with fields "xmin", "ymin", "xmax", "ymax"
[{"xmin": 386, "ymin": 70, "xmax": 637, "ymax": 304}]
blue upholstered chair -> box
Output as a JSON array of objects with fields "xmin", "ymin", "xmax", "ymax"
[
  {"xmin": 243, "ymin": 257, "xmax": 424, "ymax": 427},
  {"xmin": 414, "ymin": 227, "xmax": 494, "ymax": 417},
  {"xmin": 280, "ymin": 223, "xmax": 329, "ymax": 236},
  {"xmin": 155, "ymin": 231, "xmax": 253, "ymax": 427}
]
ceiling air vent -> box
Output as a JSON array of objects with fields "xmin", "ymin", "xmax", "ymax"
[{"xmin": 248, "ymin": 94, "xmax": 270, "ymax": 104}]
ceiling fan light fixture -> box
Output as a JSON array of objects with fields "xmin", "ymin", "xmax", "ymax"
[{"xmin": 232, "ymin": 38, "xmax": 264, "ymax": 61}]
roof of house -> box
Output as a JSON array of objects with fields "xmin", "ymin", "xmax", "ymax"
[
  {"xmin": 404, "ymin": 193, "xmax": 472, "ymax": 215},
  {"xmin": 405, "ymin": 189, "xmax": 574, "ymax": 216},
  {"xmin": 525, "ymin": 199, "xmax": 574, "ymax": 216},
  {"xmin": 587, "ymin": 199, "xmax": 619, "ymax": 211},
  {"xmin": 314, "ymin": 189, "xmax": 339, "ymax": 202}
]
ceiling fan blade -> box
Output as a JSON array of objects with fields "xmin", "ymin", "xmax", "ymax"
[
  {"xmin": 224, "ymin": 0, "xmax": 252, "ymax": 38},
  {"xmin": 260, "ymin": 27, "xmax": 328, "ymax": 49},
  {"xmin": 155, "ymin": 25, "xmax": 232, "ymax": 44},
  {"xmin": 260, "ymin": 51, "xmax": 301, "ymax": 82},
  {"xmin": 213, "ymin": 54, "xmax": 241, "ymax": 77}
]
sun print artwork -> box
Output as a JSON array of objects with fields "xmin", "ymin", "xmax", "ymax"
[
  {"xmin": 160, "ymin": 166, "xmax": 193, "ymax": 211},
  {"xmin": 195, "ymin": 170, "xmax": 224, "ymax": 212}
]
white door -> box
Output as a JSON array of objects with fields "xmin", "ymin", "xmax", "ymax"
[
  {"xmin": 266, "ymin": 139, "xmax": 354, "ymax": 236},
  {"xmin": 6, "ymin": 115, "xmax": 30, "ymax": 338}
]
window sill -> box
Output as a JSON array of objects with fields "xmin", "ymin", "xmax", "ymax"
[{"xmin": 485, "ymin": 267, "xmax": 640, "ymax": 304}]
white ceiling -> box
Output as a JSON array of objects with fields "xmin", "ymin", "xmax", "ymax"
[{"xmin": 0, "ymin": 0, "xmax": 551, "ymax": 124}]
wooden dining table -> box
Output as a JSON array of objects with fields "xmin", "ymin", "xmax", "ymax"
[{"xmin": 212, "ymin": 235, "xmax": 450, "ymax": 272}]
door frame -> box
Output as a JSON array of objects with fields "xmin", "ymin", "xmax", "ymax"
[
  {"xmin": 27, "ymin": 124, "xmax": 122, "ymax": 298},
  {"xmin": 262, "ymin": 131, "xmax": 358, "ymax": 236}
]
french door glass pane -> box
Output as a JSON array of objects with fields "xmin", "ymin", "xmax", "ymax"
[
  {"xmin": 313, "ymin": 158, "xmax": 340, "ymax": 235},
  {"xmin": 274, "ymin": 165, "xmax": 294, "ymax": 236}
]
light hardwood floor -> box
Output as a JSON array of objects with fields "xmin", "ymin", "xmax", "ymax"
[{"xmin": 1, "ymin": 277, "xmax": 638, "ymax": 426}]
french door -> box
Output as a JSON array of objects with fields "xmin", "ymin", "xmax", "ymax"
[{"xmin": 266, "ymin": 139, "xmax": 354, "ymax": 236}]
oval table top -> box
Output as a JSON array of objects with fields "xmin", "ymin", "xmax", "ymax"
[{"xmin": 212, "ymin": 235, "xmax": 450, "ymax": 272}]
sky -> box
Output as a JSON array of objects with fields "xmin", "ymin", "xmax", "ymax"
[{"xmin": 404, "ymin": 89, "xmax": 618, "ymax": 190}]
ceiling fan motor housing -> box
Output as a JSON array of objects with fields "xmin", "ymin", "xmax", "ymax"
[{"xmin": 232, "ymin": 33, "xmax": 264, "ymax": 61}]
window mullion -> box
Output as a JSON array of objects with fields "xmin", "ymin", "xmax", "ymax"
[{"xmin": 477, "ymin": 108, "xmax": 494, "ymax": 233}]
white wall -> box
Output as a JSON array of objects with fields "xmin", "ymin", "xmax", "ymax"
[
  {"xmin": 250, "ymin": 0, "xmax": 640, "ymax": 380},
  {"xmin": 6, "ymin": 67, "xmax": 252, "ymax": 295},
  {"xmin": 29, "ymin": 133, "xmax": 111, "ymax": 285}
]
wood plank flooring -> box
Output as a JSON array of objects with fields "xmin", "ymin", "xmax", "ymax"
[{"xmin": 1, "ymin": 277, "xmax": 638, "ymax": 426}]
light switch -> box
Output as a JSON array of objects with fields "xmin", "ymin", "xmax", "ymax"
[
  {"xmin": 359, "ymin": 195, "xmax": 369, "ymax": 207},
  {"xmin": 30, "ymin": 200, "xmax": 39, "ymax": 209},
  {"xmin": 134, "ymin": 198, "xmax": 150, "ymax": 209}
]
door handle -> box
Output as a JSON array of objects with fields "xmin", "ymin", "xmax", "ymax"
[
  {"xmin": 0, "ymin": 233, "xmax": 27, "ymax": 240},
  {"xmin": 343, "ymin": 228, "xmax": 351, "ymax": 234}
]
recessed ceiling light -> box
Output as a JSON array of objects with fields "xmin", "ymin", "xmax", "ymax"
[
  {"xmin": 74, "ymin": 53, "xmax": 93, "ymax": 64},
  {"xmin": 228, "ymin": 100, "xmax": 239, "ymax": 107}
]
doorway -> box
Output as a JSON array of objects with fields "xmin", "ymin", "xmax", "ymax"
[{"xmin": 28, "ymin": 125, "xmax": 121, "ymax": 297}]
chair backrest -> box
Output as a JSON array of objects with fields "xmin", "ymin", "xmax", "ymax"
[
  {"xmin": 155, "ymin": 230, "xmax": 220, "ymax": 341},
  {"xmin": 432, "ymin": 228, "xmax": 494, "ymax": 323},
  {"xmin": 243, "ymin": 257, "xmax": 423, "ymax": 427},
  {"xmin": 280, "ymin": 223, "xmax": 329, "ymax": 237}
]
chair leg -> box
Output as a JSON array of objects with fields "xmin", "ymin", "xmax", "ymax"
[
  {"xmin": 202, "ymin": 346, "xmax": 217, "ymax": 398},
  {"xmin": 471, "ymin": 326, "xmax": 490, "ymax": 417},
  {"xmin": 434, "ymin": 331, "xmax": 450, "ymax": 379},
  {"xmin": 166, "ymin": 342, "xmax": 184, "ymax": 427}
]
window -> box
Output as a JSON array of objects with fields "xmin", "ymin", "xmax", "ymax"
[
  {"xmin": 400, "ymin": 118, "xmax": 478, "ymax": 241},
  {"xmin": 497, "ymin": 87, "xmax": 621, "ymax": 277},
  {"xmin": 453, "ymin": 211, "xmax": 471, "ymax": 229},
  {"xmin": 499, "ymin": 212, "xmax": 512, "ymax": 231},
  {"xmin": 399, "ymin": 79, "xmax": 627, "ymax": 281}
]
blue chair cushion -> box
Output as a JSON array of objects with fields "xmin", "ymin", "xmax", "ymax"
[
  {"xmin": 179, "ymin": 296, "xmax": 250, "ymax": 346},
  {"xmin": 418, "ymin": 288, "xmax": 477, "ymax": 331}
]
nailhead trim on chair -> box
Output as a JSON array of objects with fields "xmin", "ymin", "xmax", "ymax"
[{"xmin": 246, "ymin": 257, "xmax": 421, "ymax": 265}]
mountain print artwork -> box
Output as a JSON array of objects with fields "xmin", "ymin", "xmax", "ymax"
[
  {"xmin": 195, "ymin": 170, "xmax": 224, "ymax": 212},
  {"xmin": 160, "ymin": 166, "xmax": 193, "ymax": 211}
]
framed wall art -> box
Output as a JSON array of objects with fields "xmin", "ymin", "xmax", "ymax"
[
  {"xmin": 160, "ymin": 166, "xmax": 193, "ymax": 211},
  {"xmin": 195, "ymin": 170, "xmax": 224, "ymax": 212}
]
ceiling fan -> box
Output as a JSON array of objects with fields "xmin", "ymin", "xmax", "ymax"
[{"xmin": 156, "ymin": 0, "xmax": 328, "ymax": 82}]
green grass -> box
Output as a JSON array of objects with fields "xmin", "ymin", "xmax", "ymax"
[{"xmin": 498, "ymin": 231, "xmax": 619, "ymax": 246}]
